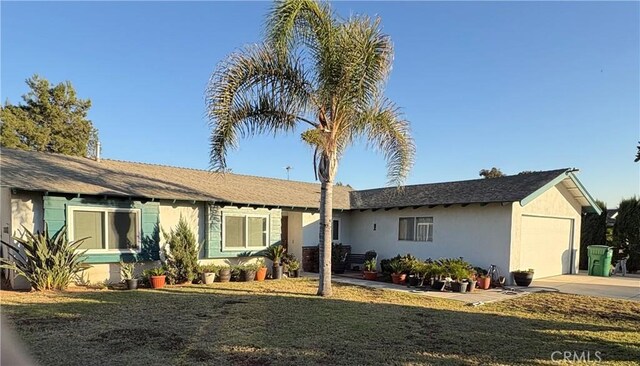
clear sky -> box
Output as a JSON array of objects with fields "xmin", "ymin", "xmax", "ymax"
[{"xmin": 2, "ymin": 1, "xmax": 638, "ymax": 207}]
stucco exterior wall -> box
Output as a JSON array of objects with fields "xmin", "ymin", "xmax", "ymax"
[
  {"xmin": 348, "ymin": 204, "xmax": 513, "ymax": 273},
  {"xmin": 159, "ymin": 200, "xmax": 206, "ymax": 256},
  {"xmin": 511, "ymin": 183, "xmax": 582, "ymax": 277},
  {"xmin": 7, "ymin": 191, "xmax": 44, "ymax": 289}
]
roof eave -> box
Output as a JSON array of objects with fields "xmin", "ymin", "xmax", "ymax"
[{"xmin": 519, "ymin": 170, "xmax": 602, "ymax": 215}]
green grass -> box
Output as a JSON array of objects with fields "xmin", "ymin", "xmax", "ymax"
[{"xmin": 2, "ymin": 278, "xmax": 639, "ymax": 365}]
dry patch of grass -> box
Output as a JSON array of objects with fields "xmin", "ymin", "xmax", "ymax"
[{"xmin": 2, "ymin": 278, "xmax": 639, "ymax": 365}]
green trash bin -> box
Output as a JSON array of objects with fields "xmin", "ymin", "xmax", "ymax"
[{"xmin": 587, "ymin": 245, "xmax": 613, "ymax": 277}]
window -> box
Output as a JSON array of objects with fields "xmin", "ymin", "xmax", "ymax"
[
  {"xmin": 222, "ymin": 213, "xmax": 269, "ymax": 250},
  {"xmin": 68, "ymin": 207, "xmax": 141, "ymax": 252},
  {"xmin": 332, "ymin": 219, "xmax": 340, "ymax": 241},
  {"xmin": 398, "ymin": 217, "xmax": 433, "ymax": 242}
]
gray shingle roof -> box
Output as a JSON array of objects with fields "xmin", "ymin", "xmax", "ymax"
[
  {"xmin": 1, "ymin": 148, "xmax": 571, "ymax": 210},
  {"xmin": 0, "ymin": 148, "xmax": 353, "ymax": 209},
  {"xmin": 349, "ymin": 169, "xmax": 570, "ymax": 209}
]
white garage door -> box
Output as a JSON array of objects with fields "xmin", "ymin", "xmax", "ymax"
[{"xmin": 520, "ymin": 215, "xmax": 574, "ymax": 279}]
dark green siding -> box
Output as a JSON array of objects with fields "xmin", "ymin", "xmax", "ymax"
[{"xmin": 43, "ymin": 196, "xmax": 160, "ymax": 263}]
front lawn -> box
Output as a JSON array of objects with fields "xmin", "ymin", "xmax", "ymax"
[{"xmin": 2, "ymin": 278, "xmax": 639, "ymax": 365}]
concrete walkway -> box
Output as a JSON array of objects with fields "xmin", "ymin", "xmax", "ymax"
[
  {"xmin": 303, "ymin": 272, "xmax": 640, "ymax": 304},
  {"xmin": 531, "ymin": 272, "xmax": 640, "ymax": 301},
  {"xmin": 303, "ymin": 272, "xmax": 538, "ymax": 305}
]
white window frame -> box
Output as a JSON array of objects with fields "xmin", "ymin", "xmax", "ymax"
[
  {"xmin": 67, "ymin": 206, "xmax": 142, "ymax": 253},
  {"xmin": 332, "ymin": 218, "xmax": 341, "ymax": 242},
  {"xmin": 221, "ymin": 212, "xmax": 270, "ymax": 251},
  {"xmin": 398, "ymin": 216, "xmax": 434, "ymax": 242}
]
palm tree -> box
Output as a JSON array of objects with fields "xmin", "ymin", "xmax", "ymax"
[{"xmin": 206, "ymin": 0, "xmax": 415, "ymax": 296}]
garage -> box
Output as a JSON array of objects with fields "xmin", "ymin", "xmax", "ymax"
[{"xmin": 520, "ymin": 215, "xmax": 575, "ymax": 279}]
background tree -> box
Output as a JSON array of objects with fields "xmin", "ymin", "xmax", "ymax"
[
  {"xmin": 635, "ymin": 141, "xmax": 639, "ymax": 162},
  {"xmin": 0, "ymin": 75, "xmax": 99, "ymax": 157},
  {"xmin": 479, "ymin": 167, "xmax": 505, "ymax": 179},
  {"xmin": 206, "ymin": 0, "xmax": 415, "ymax": 296},
  {"xmin": 579, "ymin": 200, "xmax": 607, "ymax": 270},
  {"xmin": 612, "ymin": 197, "xmax": 640, "ymax": 272}
]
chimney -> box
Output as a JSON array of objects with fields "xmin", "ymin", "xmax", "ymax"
[{"xmin": 96, "ymin": 142, "xmax": 101, "ymax": 162}]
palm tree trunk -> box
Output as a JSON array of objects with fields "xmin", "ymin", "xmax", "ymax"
[{"xmin": 317, "ymin": 175, "xmax": 333, "ymax": 296}]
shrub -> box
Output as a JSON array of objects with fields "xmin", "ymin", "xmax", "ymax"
[
  {"xmin": 388, "ymin": 258, "xmax": 405, "ymax": 274},
  {"xmin": 162, "ymin": 217, "xmax": 200, "ymax": 284},
  {"xmin": 288, "ymin": 259, "xmax": 300, "ymax": 271},
  {"xmin": 613, "ymin": 197, "xmax": 640, "ymax": 272},
  {"xmin": 119, "ymin": 261, "xmax": 136, "ymax": 281},
  {"xmin": 200, "ymin": 264, "xmax": 218, "ymax": 274},
  {"xmin": 0, "ymin": 225, "xmax": 88, "ymax": 291},
  {"xmin": 364, "ymin": 258, "xmax": 377, "ymax": 272}
]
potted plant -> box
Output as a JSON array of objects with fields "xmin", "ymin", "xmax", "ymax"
[
  {"xmin": 200, "ymin": 264, "xmax": 217, "ymax": 284},
  {"xmin": 363, "ymin": 258, "xmax": 377, "ymax": 281},
  {"xmin": 288, "ymin": 259, "xmax": 301, "ymax": 278},
  {"xmin": 119, "ymin": 261, "xmax": 138, "ymax": 290},
  {"xmin": 512, "ymin": 269, "xmax": 534, "ymax": 287},
  {"xmin": 255, "ymin": 258, "xmax": 268, "ymax": 281},
  {"xmin": 218, "ymin": 266, "xmax": 232, "ymax": 282},
  {"xmin": 331, "ymin": 243, "xmax": 348, "ymax": 274},
  {"xmin": 449, "ymin": 263, "xmax": 470, "ymax": 293},
  {"xmin": 389, "ymin": 259, "xmax": 406, "ymax": 284},
  {"xmin": 263, "ymin": 244, "xmax": 286, "ymax": 279},
  {"xmin": 148, "ymin": 267, "xmax": 167, "ymax": 289},
  {"xmin": 240, "ymin": 264, "xmax": 257, "ymax": 282},
  {"xmin": 467, "ymin": 275, "xmax": 478, "ymax": 293},
  {"xmin": 430, "ymin": 263, "xmax": 447, "ymax": 290}
]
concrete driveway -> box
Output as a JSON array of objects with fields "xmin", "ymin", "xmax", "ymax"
[{"xmin": 531, "ymin": 272, "xmax": 640, "ymax": 301}]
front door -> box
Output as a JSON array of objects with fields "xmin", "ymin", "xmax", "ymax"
[{"xmin": 281, "ymin": 216, "xmax": 288, "ymax": 251}]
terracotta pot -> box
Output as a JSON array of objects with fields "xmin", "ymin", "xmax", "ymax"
[
  {"xmin": 255, "ymin": 267, "xmax": 267, "ymax": 281},
  {"xmin": 477, "ymin": 277, "xmax": 491, "ymax": 290},
  {"xmin": 363, "ymin": 271, "xmax": 377, "ymax": 281},
  {"xmin": 150, "ymin": 275, "xmax": 166, "ymax": 289},
  {"xmin": 391, "ymin": 273, "xmax": 406, "ymax": 284}
]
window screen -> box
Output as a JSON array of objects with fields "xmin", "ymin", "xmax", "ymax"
[
  {"xmin": 332, "ymin": 220, "xmax": 340, "ymax": 241},
  {"xmin": 108, "ymin": 211, "xmax": 138, "ymax": 249},
  {"xmin": 73, "ymin": 211, "xmax": 105, "ymax": 250},
  {"xmin": 225, "ymin": 216, "xmax": 245, "ymax": 248},
  {"xmin": 247, "ymin": 217, "xmax": 267, "ymax": 247},
  {"xmin": 416, "ymin": 217, "xmax": 434, "ymax": 242},
  {"xmin": 398, "ymin": 217, "xmax": 415, "ymax": 241}
]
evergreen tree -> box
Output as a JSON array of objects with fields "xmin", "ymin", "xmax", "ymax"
[{"xmin": 1, "ymin": 75, "xmax": 99, "ymax": 157}]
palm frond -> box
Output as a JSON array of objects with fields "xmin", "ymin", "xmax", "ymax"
[
  {"xmin": 355, "ymin": 98, "xmax": 415, "ymax": 186},
  {"xmin": 206, "ymin": 44, "xmax": 315, "ymax": 171}
]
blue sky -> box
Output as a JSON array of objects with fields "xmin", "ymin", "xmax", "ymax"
[{"xmin": 2, "ymin": 1, "xmax": 638, "ymax": 207}]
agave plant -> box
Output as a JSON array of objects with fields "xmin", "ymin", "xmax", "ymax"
[{"xmin": 0, "ymin": 224, "xmax": 88, "ymax": 291}]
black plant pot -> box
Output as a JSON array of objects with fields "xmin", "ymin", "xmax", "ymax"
[
  {"xmin": 240, "ymin": 269, "xmax": 256, "ymax": 282},
  {"xmin": 431, "ymin": 280, "xmax": 446, "ymax": 290},
  {"xmin": 451, "ymin": 281, "xmax": 468, "ymax": 293},
  {"xmin": 272, "ymin": 264, "xmax": 283, "ymax": 279},
  {"xmin": 405, "ymin": 274, "xmax": 420, "ymax": 288},
  {"xmin": 332, "ymin": 262, "xmax": 346, "ymax": 274},
  {"xmin": 125, "ymin": 279, "xmax": 138, "ymax": 290},
  {"xmin": 290, "ymin": 269, "xmax": 300, "ymax": 278},
  {"xmin": 513, "ymin": 272, "xmax": 534, "ymax": 287}
]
